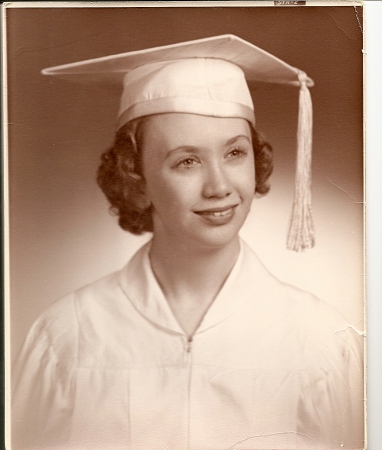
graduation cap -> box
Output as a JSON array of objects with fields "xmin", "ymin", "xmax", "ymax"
[{"xmin": 42, "ymin": 34, "xmax": 314, "ymax": 251}]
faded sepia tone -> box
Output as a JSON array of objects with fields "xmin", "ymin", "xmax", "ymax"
[{"xmin": 6, "ymin": 4, "xmax": 364, "ymax": 450}]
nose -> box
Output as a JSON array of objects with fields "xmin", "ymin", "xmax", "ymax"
[{"xmin": 202, "ymin": 162, "xmax": 233, "ymax": 199}]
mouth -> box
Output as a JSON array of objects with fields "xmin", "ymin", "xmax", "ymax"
[
  {"xmin": 194, "ymin": 205, "xmax": 238, "ymax": 224},
  {"xmin": 195, "ymin": 204, "xmax": 238, "ymax": 214},
  {"xmin": 197, "ymin": 207, "xmax": 235, "ymax": 217}
]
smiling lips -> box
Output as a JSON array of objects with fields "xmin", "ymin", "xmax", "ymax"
[{"xmin": 195, "ymin": 205, "xmax": 238, "ymax": 224}]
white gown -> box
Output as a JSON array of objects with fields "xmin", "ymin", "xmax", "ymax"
[{"xmin": 12, "ymin": 240, "xmax": 364, "ymax": 450}]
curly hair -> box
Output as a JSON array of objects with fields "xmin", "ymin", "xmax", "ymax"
[{"xmin": 97, "ymin": 117, "xmax": 273, "ymax": 234}]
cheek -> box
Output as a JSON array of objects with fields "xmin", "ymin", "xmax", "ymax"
[
  {"xmin": 237, "ymin": 157, "xmax": 256, "ymax": 195},
  {"xmin": 145, "ymin": 173, "xmax": 191, "ymax": 211},
  {"xmin": 145, "ymin": 175, "xmax": 168, "ymax": 206}
]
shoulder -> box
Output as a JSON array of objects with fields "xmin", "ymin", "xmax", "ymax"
[
  {"xmin": 21, "ymin": 270, "xmax": 120, "ymax": 358},
  {"xmin": 268, "ymin": 269, "xmax": 363, "ymax": 367},
  {"xmin": 33, "ymin": 270, "xmax": 120, "ymax": 331},
  {"xmin": 240, "ymin": 239, "xmax": 352, "ymax": 333},
  {"xmin": 35, "ymin": 242, "xmax": 152, "ymax": 332},
  {"xmin": 240, "ymin": 240, "xmax": 319, "ymax": 306},
  {"xmin": 22, "ymin": 243, "xmax": 151, "ymax": 363}
]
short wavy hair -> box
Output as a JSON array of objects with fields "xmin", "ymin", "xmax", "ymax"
[{"xmin": 97, "ymin": 117, "xmax": 273, "ymax": 235}]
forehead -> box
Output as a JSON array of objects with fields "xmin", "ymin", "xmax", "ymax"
[{"xmin": 141, "ymin": 113, "xmax": 252, "ymax": 149}]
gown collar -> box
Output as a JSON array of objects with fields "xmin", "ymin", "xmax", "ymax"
[{"xmin": 118, "ymin": 238, "xmax": 274, "ymax": 336}]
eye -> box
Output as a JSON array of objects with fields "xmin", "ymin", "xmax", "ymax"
[
  {"xmin": 176, "ymin": 156, "xmax": 200, "ymax": 169},
  {"xmin": 226, "ymin": 147, "xmax": 248, "ymax": 159}
]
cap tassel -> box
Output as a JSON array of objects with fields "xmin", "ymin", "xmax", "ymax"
[{"xmin": 287, "ymin": 71, "xmax": 314, "ymax": 251}]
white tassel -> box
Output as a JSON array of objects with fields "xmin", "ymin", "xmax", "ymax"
[{"xmin": 287, "ymin": 71, "xmax": 314, "ymax": 251}]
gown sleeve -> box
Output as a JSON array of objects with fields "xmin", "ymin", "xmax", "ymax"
[
  {"xmin": 11, "ymin": 295, "xmax": 78, "ymax": 450},
  {"xmin": 297, "ymin": 300, "xmax": 365, "ymax": 449}
]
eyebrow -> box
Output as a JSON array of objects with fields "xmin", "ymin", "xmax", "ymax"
[
  {"xmin": 166, "ymin": 134, "xmax": 251, "ymax": 157},
  {"xmin": 225, "ymin": 134, "xmax": 251, "ymax": 146}
]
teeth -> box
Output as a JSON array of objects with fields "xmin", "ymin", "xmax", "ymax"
[
  {"xmin": 212, "ymin": 208, "xmax": 231, "ymax": 217},
  {"xmin": 197, "ymin": 207, "xmax": 235, "ymax": 217}
]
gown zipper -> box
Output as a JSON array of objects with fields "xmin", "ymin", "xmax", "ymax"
[
  {"xmin": 186, "ymin": 337, "xmax": 193, "ymax": 363},
  {"xmin": 186, "ymin": 336, "xmax": 193, "ymax": 450}
]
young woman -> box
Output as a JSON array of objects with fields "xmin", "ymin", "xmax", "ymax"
[{"xmin": 12, "ymin": 35, "xmax": 364, "ymax": 450}]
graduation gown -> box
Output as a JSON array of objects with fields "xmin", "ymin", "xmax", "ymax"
[{"xmin": 12, "ymin": 239, "xmax": 364, "ymax": 449}]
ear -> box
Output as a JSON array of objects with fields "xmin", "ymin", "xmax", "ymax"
[
  {"xmin": 133, "ymin": 177, "xmax": 152, "ymax": 211},
  {"xmin": 134, "ymin": 192, "xmax": 151, "ymax": 211}
]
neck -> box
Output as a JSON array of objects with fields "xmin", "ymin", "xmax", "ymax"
[
  {"xmin": 150, "ymin": 235, "xmax": 240, "ymax": 294},
  {"xmin": 149, "ymin": 235, "xmax": 241, "ymax": 336}
]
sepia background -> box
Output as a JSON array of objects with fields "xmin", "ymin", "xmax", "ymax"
[{"xmin": 6, "ymin": 6, "xmax": 364, "ymax": 361}]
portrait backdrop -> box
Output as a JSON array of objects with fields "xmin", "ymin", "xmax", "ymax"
[{"xmin": 6, "ymin": 5, "xmax": 364, "ymax": 360}]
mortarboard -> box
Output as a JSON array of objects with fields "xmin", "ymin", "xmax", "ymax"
[{"xmin": 42, "ymin": 34, "xmax": 314, "ymax": 251}]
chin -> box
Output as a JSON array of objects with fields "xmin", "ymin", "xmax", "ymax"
[
  {"xmin": 193, "ymin": 211, "xmax": 249, "ymax": 248},
  {"xmin": 190, "ymin": 224, "xmax": 243, "ymax": 252}
]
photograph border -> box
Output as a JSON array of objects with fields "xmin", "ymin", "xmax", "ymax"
[{"xmin": 3, "ymin": 2, "xmax": 377, "ymax": 449}]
